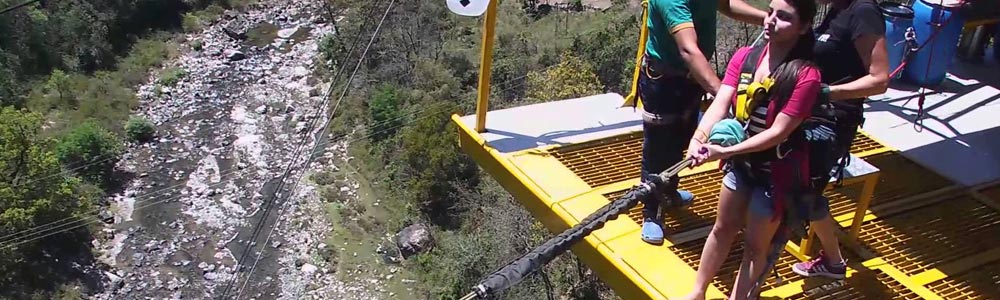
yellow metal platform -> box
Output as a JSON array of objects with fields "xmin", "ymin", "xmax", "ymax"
[{"xmin": 451, "ymin": 93, "xmax": 1000, "ymax": 299}]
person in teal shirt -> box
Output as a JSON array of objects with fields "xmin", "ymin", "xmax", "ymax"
[{"xmin": 637, "ymin": 0, "xmax": 767, "ymax": 245}]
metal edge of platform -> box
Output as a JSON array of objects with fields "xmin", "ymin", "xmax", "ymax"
[{"xmin": 450, "ymin": 113, "xmax": 666, "ymax": 300}]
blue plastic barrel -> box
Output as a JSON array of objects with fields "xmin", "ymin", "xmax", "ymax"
[
  {"xmin": 903, "ymin": 0, "xmax": 966, "ymax": 86},
  {"xmin": 881, "ymin": 2, "xmax": 915, "ymax": 80}
]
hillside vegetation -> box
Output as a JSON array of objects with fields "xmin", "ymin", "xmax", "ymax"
[{"xmin": 0, "ymin": 0, "xmax": 253, "ymax": 298}]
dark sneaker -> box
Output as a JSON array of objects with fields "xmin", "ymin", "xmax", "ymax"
[{"xmin": 792, "ymin": 250, "xmax": 847, "ymax": 279}]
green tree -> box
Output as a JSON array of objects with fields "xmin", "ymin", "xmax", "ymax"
[
  {"xmin": 41, "ymin": 70, "xmax": 77, "ymax": 110},
  {"xmin": 525, "ymin": 52, "xmax": 603, "ymax": 103},
  {"xmin": 0, "ymin": 107, "xmax": 95, "ymax": 285},
  {"xmin": 55, "ymin": 121, "xmax": 124, "ymax": 187},
  {"xmin": 368, "ymin": 85, "xmax": 403, "ymax": 143},
  {"xmin": 571, "ymin": 14, "xmax": 638, "ymax": 94},
  {"xmin": 0, "ymin": 53, "xmax": 23, "ymax": 107},
  {"xmin": 396, "ymin": 103, "xmax": 479, "ymax": 228}
]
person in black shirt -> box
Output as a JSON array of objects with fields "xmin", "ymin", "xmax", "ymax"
[{"xmin": 791, "ymin": 0, "xmax": 889, "ymax": 279}]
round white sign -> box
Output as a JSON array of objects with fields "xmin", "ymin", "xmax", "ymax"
[{"xmin": 446, "ymin": 0, "xmax": 490, "ymax": 16}]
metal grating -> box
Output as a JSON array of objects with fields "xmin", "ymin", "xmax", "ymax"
[
  {"xmin": 670, "ymin": 235, "xmax": 802, "ymax": 296},
  {"xmin": 848, "ymin": 133, "xmax": 885, "ymax": 155},
  {"xmin": 550, "ymin": 132, "xmax": 642, "ymax": 188},
  {"xmin": 602, "ymin": 170, "xmax": 725, "ymax": 236},
  {"xmin": 671, "ymin": 238, "xmax": 920, "ymax": 299},
  {"xmin": 822, "ymin": 184, "xmax": 863, "ymax": 220},
  {"xmin": 551, "ymin": 131, "xmax": 887, "ymax": 188},
  {"xmin": 785, "ymin": 268, "xmax": 922, "ymax": 300},
  {"xmin": 599, "ymin": 151, "xmax": 947, "ymax": 233},
  {"xmin": 856, "ymin": 196, "xmax": 1000, "ymax": 276},
  {"xmin": 925, "ymin": 259, "xmax": 1000, "ymax": 300},
  {"xmin": 821, "ymin": 152, "xmax": 954, "ymax": 220}
]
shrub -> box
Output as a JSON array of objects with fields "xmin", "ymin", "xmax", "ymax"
[
  {"xmin": 124, "ymin": 116, "xmax": 156, "ymax": 143},
  {"xmin": 368, "ymin": 85, "xmax": 403, "ymax": 144},
  {"xmin": 55, "ymin": 121, "xmax": 124, "ymax": 186},
  {"xmin": 158, "ymin": 67, "xmax": 186, "ymax": 87},
  {"xmin": 182, "ymin": 13, "xmax": 203, "ymax": 33}
]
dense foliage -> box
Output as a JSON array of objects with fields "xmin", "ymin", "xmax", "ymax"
[
  {"xmin": 124, "ymin": 116, "xmax": 156, "ymax": 143},
  {"xmin": 0, "ymin": 0, "xmax": 250, "ymax": 297},
  {"xmin": 0, "ymin": 107, "xmax": 101, "ymax": 299},
  {"xmin": 55, "ymin": 121, "xmax": 124, "ymax": 188}
]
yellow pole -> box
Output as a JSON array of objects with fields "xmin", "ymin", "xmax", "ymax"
[
  {"xmin": 475, "ymin": 0, "xmax": 499, "ymax": 133},
  {"xmin": 621, "ymin": 0, "xmax": 649, "ymax": 109}
]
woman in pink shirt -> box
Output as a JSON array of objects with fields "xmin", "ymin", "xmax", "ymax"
[{"xmin": 679, "ymin": 0, "xmax": 821, "ymax": 298}]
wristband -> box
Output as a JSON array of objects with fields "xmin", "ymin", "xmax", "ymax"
[
  {"xmin": 694, "ymin": 129, "xmax": 708, "ymax": 143},
  {"xmin": 821, "ymin": 84, "xmax": 831, "ymax": 96}
]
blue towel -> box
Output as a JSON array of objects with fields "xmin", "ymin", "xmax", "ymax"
[{"xmin": 708, "ymin": 119, "xmax": 747, "ymax": 146}]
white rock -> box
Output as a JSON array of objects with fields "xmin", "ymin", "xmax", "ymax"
[
  {"xmin": 301, "ymin": 263, "xmax": 318, "ymax": 274},
  {"xmin": 277, "ymin": 26, "xmax": 301, "ymax": 39},
  {"xmin": 293, "ymin": 66, "xmax": 309, "ymax": 79}
]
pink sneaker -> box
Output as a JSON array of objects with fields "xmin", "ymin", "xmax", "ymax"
[{"xmin": 792, "ymin": 250, "xmax": 847, "ymax": 279}]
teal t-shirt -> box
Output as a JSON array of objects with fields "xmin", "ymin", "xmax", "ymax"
[{"xmin": 645, "ymin": 0, "xmax": 718, "ymax": 72}]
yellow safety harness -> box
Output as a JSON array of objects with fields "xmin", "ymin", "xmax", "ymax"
[
  {"xmin": 732, "ymin": 45, "xmax": 774, "ymax": 126},
  {"xmin": 728, "ymin": 45, "xmax": 799, "ymax": 173},
  {"xmin": 735, "ymin": 76, "xmax": 775, "ymax": 123}
]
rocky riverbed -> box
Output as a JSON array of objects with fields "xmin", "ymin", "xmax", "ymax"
[{"xmin": 86, "ymin": 0, "xmax": 388, "ymax": 298}]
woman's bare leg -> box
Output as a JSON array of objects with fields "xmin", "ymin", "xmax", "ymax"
[
  {"xmin": 811, "ymin": 214, "xmax": 844, "ymax": 262},
  {"xmin": 731, "ymin": 211, "xmax": 781, "ymax": 300},
  {"xmin": 730, "ymin": 243, "xmax": 752, "ymax": 300},
  {"xmin": 680, "ymin": 184, "xmax": 749, "ymax": 300}
]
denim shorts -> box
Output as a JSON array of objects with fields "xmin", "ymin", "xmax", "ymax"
[{"xmin": 723, "ymin": 169, "xmax": 831, "ymax": 221}]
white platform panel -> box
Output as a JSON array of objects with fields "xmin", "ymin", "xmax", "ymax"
[
  {"xmin": 459, "ymin": 93, "xmax": 643, "ymax": 153},
  {"xmin": 862, "ymin": 53, "xmax": 1000, "ymax": 187}
]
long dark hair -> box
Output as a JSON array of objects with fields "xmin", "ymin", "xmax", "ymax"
[{"xmin": 770, "ymin": 0, "xmax": 818, "ymax": 109}]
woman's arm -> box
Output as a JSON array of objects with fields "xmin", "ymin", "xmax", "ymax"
[
  {"xmin": 686, "ymin": 85, "xmax": 735, "ymax": 163},
  {"xmin": 827, "ymin": 34, "xmax": 889, "ymax": 100},
  {"xmin": 716, "ymin": 112, "xmax": 806, "ymax": 156},
  {"xmin": 693, "ymin": 85, "xmax": 737, "ymax": 142},
  {"xmin": 700, "ymin": 68, "xmax": 822, "ymax": 163},
  {"xmin": 688, "ymin": 46, "xmax": 752, "ymax": 164}
]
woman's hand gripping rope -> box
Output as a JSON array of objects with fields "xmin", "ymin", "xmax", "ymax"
[{"xmin": 689, "ymin": 119, "xmax": 749, "ymax": 166}]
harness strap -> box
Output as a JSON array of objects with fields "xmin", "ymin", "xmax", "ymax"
[
  {"xmin": 748, "ymin": 147, "xmax": 812, "ymax": 299},
  {"xmin": 833, "ymin": 146, "xmax": 852, "ymax": 187},
  {"xmin": 721, "ymin": 45, "xmax": 767, "ymax": 173},
  {"xmin": 734, "ymin": 46, "xmax": 768, "ymax": 122}
]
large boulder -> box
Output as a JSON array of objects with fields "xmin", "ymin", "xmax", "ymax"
[
  {"xmin": 225, "ymin": 50, "xmax": 246, "ymax": 61},
  {"xmin": 395, "ymin": 223, "xmax": 434, "ymax": 258}
]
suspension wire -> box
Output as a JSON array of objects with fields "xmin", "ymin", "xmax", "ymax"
[
  {"xmin": 0, "ymin": 0, "xmax": 41, "ymax": 15},
  {"xmin": 216, "ymin": 1, "xmax": 397, "ymax": 298}
]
